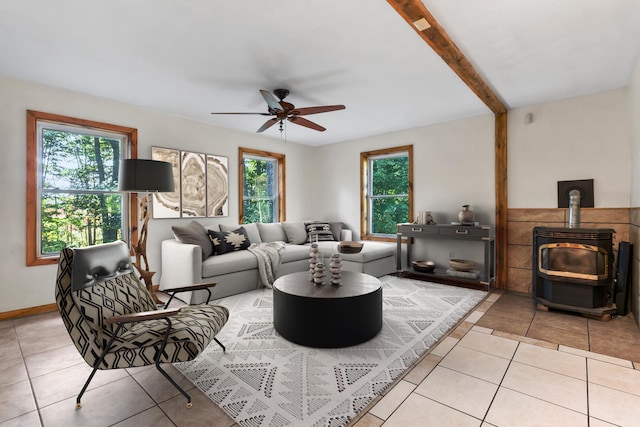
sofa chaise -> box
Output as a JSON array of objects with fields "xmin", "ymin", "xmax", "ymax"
[{"xmin": 160, "ymin": 221, "xmax": 396, "ymax": 304}]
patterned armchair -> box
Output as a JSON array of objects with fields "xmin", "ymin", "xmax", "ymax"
[{"xmin": 55, "ymin": 240, "xmax": 229, "ymax": 408}]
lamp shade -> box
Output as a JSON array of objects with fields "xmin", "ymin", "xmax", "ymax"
[{"xmin": 118, "ymin": 159, "xmax": 175, "ymax": 192}]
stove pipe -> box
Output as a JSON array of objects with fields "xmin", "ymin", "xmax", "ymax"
[{"xmin": 568, "ymin": 189, "xmax": 581, "ymax": 228}]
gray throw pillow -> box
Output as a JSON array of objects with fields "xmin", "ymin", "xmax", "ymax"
[
  {"xmin": 282, "ymin": 222, "xmax": 308, "ymax": 244},
  {"xmin": 171, "ymin": 221, "xmax": 213, "ymax": 261},
  {"xmin": 330, "ymin": 222, "xmax": 343, "ymax": 241},
  {"xmin": 257, "ymin": 222, "xmax": 287, "ymax": 242}
]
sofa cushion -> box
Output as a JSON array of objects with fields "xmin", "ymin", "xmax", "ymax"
[
  {"xmin": 282, "ymin": 244, "xmax": 312, "ymax": 263},
  {"xmin": 208, "ymin": 227, "xmax": 251, "ymax": 255},
  {"xmin": 282, "ymin": 222, "xmax": 308, "ymax": 245},
  {"xmin": 171, "ymin": 221, "xmax": 212, "ymax": 261},
  {"xmin": 306, "ymin": 222, "xmax": 335, "ymax": 242},
  {"xmin": 257, "ymin": 222, "xmax": 287, "ymax": 242},
  {"xmin": 220, "ymin": 223, "xmax": 262, "ymax": 244},
  {"xmin": 202, "ymin": 250, "xmax": 258, "ymax": 277}
]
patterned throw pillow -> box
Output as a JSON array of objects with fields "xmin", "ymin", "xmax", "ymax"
[
  {"xmin": 207, "ymin": 227, "xmax": 251, "ymax": 255},
  {"xmin": 306, "ymin": 222, "xmax": 335, "ymax": 243}
]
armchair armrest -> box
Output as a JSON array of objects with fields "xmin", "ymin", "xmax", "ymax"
[
  {"xmin": 162, "ymin": 281, "xmax": 218, "ymax": 308},
  {"xmin": 105, "ymin": 308, "xmax": 181, "ymax": 325}
]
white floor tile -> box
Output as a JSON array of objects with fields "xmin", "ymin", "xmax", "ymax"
[
  {"xmin": 588, "ymin": 358, "xmax": 640, "ymax": 397},
  {"xmin": 369, "ymin": 380, "xmax": 415, "ymax": 420},
  {"xmin": 439, "ymin": 345, "xmax": 510, "ymax": 385},
  {"xmin": 414, "ymin": 366, "xmax": 498, "ymax": 419},
  {"xmin": 457, "ymin": 330, "xmax": 518, "ymax": 359},
  {"xmin": 513, "ymin": 342, "xmax": 586, "ymax": 380},
  {"xmin": 486, "ymin": 388, "xmax": 587, "ymax": 427},
  {"xmin": 501, "ymin": 362, "xmax": 587, "ymax": 414},
  {"xmin": 430, "ymin": 336, "xmax": 459, "ymax": 357},
  {"xmin": 465, "ymin": 310, "xmax": 485, "ymax": 324},
  {"xmin": 588, "ymin": 383, "xmax": 640, "ymax": 426},
  {"xmin": 384, "ymin": 393, "xmax": 481, "ymax": 427},
  {"xmin": 559, "ymin": 345, "xmax": 633, "ymax": 368}
]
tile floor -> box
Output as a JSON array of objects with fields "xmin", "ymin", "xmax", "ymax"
[{"xmin": 2, "ymin": 289, "xmax": 640, "ymax": 426}]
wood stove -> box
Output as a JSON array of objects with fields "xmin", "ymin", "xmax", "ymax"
[{"xmin": 532, "ymin": 227, "xmax": 614, "ymax": 309}]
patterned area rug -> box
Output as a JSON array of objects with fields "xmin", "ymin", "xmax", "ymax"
[{"xmin": 175, "ymin": 275, "xmax": 486, "ymax": 426}]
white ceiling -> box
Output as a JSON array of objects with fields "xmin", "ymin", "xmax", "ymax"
[{"xmin": 1, "ymin": 0, "xmax": 639, "ymax": 146}]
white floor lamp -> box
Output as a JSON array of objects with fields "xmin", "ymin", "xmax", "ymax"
[{"xmin": 119, "ymin": 159, "xmax": 174, "ymax": 304}]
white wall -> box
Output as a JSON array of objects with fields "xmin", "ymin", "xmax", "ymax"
[
  {"xmin": 315, "ymin": 115, "xmax": 496, "ymax": 268},
  {"xmin": 0, "ymin": 75, "xmax": 315, "ymax": 313},
  {"xmin": 508, "ymin": 89, "xmax": 631, "ymax": 208}
]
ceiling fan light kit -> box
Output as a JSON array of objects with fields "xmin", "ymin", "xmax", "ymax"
[{"xmin": 211, "ymin": 89, "xmax": 345, "ymax": 135}]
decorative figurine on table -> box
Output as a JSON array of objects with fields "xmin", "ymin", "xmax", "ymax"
[
  {"xmin": 309, "ymin": 243, "xmax": 320, "ymax": 282},
  {"xmin": 329, "ymin": 253, "xmax": 342, "ymax": 285},
  {"xmin": 313, "ymin": 262, "xmax": 326, "ymax": 285}
]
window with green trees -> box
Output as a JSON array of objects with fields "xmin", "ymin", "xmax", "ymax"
[
  {"xmin": 27, "ymin": 111, "xmax": 137, "ymax": 265},
  {"xmin": 361, "ymin": 145, "xmax": 413, "ymax": 239},
  {"xmin": 239, "ymin": 147, "xmax": 286, "ymax": 224}
]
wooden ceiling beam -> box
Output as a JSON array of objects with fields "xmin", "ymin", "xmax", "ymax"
[
  {"xmin": 387, "ymin": 0, "xmax": 506, "ymax": 114},
  {"xmin": 387, "ymin": 0, "xmax": 509, "ymax": 289}
]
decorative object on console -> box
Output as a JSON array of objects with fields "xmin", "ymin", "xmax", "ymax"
[
  {"xmin": 338, "ymin": 241, "xmax": 363, "ymax": 254},
  {"xmin": 330, "ymin": 253, "xmax": 343, "ymax": 285},
  {"xmin": 416, "ymin": 211, "xmax": 436, "ymax": 225},
  {"xmin": 411, "ymin": 260, "xmax": 435, "ymax": 273},
  {"xmin": 119, "ymin": 158, "xmax": 175, "ymax": 304},
  {"xmin": 449, "ymin": 258, "xmax": 476, "ymax": 272},
  {"xmin": 457, "ymin": 204, "xmax": 475, "ymax": 224}
]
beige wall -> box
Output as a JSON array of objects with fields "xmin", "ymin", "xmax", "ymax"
[
  {"xmin": 0, "ymin": 75, "xmax": 315, "ymax": 313},
  {"xmin": 0, "ymin": 74, "xmax": 636, "ymax": 315}
]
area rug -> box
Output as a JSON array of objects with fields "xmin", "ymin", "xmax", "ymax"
[{"xmin": 175, "ymin": 275, "xmax": 486, "ymax": 427}]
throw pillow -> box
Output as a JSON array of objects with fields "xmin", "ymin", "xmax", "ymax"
[
  {"xmin": 257, "ymin": 222, "xmax": 287, "ymax": 243},
  {"xmin": 207, "ymin": 227, "xmax": 251, "ymax": 255},
  {"xmin": 220, "ymin": 223, "xmax": 262, "ymax": 244},
  {"xmin": 171, "ymin": 221, "xmax": 213, "ymax": 261},
  {"xmin": 282, "ymin": 222, "xmax": 308, "ymax": 245},
  {"xmin": 306, "ymin": 222, "xmax": 335, "ymax": 242},
  {"xmin": 329, "ymin": 221, "xmax": 343, "ymax": 241}
]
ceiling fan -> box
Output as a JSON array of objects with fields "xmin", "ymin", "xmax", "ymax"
[{"xmin": 211, "ymin": 89, "xmax": 346, "ymax": 133}]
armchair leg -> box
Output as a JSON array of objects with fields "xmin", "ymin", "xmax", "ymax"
[
  {"xmin": 155, "ymin": 363, "xmax": 192, "ymax": 408},
  {"xmin": 214, "ymin": 337, "xmax": 226, "ymax": 353},
  {"xmin": 76, "ymin": 324, "xmax": 123, "ymax": 408}
]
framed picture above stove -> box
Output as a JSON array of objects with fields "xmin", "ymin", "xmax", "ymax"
[{"xmin": 557, "ymin": 179, "xmax": 594, "ymax": 208}]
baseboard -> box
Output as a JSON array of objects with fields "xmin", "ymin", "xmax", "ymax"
[{"xmin": 0, "ymin": 303, "xmax": 58, "ymax": 321}]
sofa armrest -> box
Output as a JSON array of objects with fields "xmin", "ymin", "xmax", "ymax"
[
  {"xmin": 159, "ymin": 239, "xmax": 203, "ymax": 303},
  {"xmin": 340, "ymin": 229, "xmax": 353, "ymax": 241}
]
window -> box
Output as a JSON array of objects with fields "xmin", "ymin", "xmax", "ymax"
[
  {"xmin": 26, "ymin": 111, "xmax": 137, "ymax": 266},
  {"xmin": 361, "ymin": 145, "xmax": 413, "ymax": 240},
  {"xmin": 239, "ymin": 147, "xmax": 286, "ymax": 223}
]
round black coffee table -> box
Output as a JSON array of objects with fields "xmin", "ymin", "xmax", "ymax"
[{"xmin": 272, "ymin": 271, "xmax": 383, "ymax": 348}]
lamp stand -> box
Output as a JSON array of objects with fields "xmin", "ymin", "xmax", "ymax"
[{"xmin": 130, "ymin": 193, "xmax": 161, "ymax": 304}]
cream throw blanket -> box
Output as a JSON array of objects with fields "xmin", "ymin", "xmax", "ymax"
[{"xmin": 247, "ymin": 241, "xmax": 286, "ymax": 288}]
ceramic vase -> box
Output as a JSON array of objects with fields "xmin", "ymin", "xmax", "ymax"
[{"xmin": 458, "ymin": 204, "xmax": 475, "ymax": 223}]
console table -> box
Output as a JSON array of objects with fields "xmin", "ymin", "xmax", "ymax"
[{"xmin": 396, "ymin": 223, "xmax": 495, "ymax": 290}]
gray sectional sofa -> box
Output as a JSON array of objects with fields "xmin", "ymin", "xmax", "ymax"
[{"xmin": 160, "ymin": 220, "xmax": 396, "ymax": 304}]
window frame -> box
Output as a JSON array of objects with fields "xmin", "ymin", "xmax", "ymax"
[
  {"xmin": 360, "ymin": 145, "xmax": 413, "ymax": 241},
  {"xmin": 26, "ymin": 110, "xmax": 138, "ymax": 266},
  {"xmin": 238, "ymin": 147, "xmax": 286, "ymax": 224}
]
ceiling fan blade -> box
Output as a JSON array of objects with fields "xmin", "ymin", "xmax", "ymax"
[
  {"xmin": 287, "ymin": 116, "xmax": 326, "ymax": 132},
  {"xmin": 290, "ymin": 105, "xmax": 346, "ymax": 116},
  {"xmin": 211, "ymin": 112, "xmax": 271, "ymax": 115},
  {"xmin": 260, "ymin": 90, "xmax": 284, "ymax": 113},
  {"xmin": 257, "ymin": 118, "xmax": 279, "ymax": 133}
]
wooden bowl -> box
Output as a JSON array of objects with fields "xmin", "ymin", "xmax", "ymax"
[
  {"xmin": 338, "ymin": 241, "xmax": 364, "ymax": 254},
  {"xmin": 449, "ymin": 259, "xmax": 476, "ymax": 272},
  {"xmin": 412, "ymin": 260, "xmax": 435, "ymax": 273}
]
